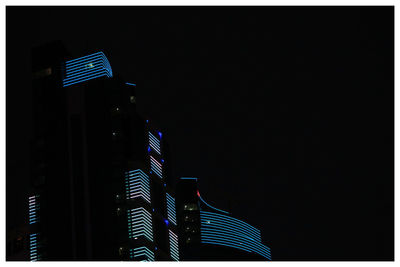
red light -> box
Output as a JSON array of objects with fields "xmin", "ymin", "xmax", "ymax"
[{"xmin": 197, "ymin": 190, "xmax": 200, "ymax": 197}]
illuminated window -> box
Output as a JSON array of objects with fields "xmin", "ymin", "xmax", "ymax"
[
  {"xmin": 183, "ymin": 203, "xmax": 198, "ymax": 211},
  {"xmin": 33, "ymin": 67, "xmax": 52, "ymax": 78}
]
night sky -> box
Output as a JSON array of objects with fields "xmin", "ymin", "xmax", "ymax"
[{"xmin": 7, "ymin": 6, "xmax": 394, "ymax": 260}]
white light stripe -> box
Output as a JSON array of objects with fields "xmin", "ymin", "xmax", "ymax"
[
  {"xmin": 148, "ymin": 133, "xmax": 160, "ymax": 145},
  {"xmin": 150, "ymin": 156, "xmax": 162, "ymax": 167},
  {"xmin": 148, "ymin": 136, "xmax": 160, "ymax": 145}
]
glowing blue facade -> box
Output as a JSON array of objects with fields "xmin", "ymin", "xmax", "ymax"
[
  {"xmin": 149, "ymin": 132, "xmax": 161, "ymax": 154},
  {"xmin": 62, "ymin": 51, "xmax": 113, "ymax": 87},
  {"xmin": 28, "ymin": 195, "xmax": 40, "ymax": 224},
  {"xmin": 127, "ymin": 207, "xmax": 153, "ymax": 242},
  {"xmin": 169, "ymin": 230, "xmax": 179, "ymax": 261},
  {"xmin": 29, "ymin": 233, "xmax": 40, "ymax": 261},
  {"xmin": 200, "ymin": 211, "xmax": 271, "ymax": 260},
  {"xmin": 150, "ymin": 155, "xmax": 163, "ymax": 178},
  {"xmin": 125, "ymin": 169, "xmax": 151, "ymax": 203},
  {"xmin": 166, "ymin": 193, "xmax": 177, "ymax": 225},
  {"xmin": 130, "ymin": 246, "xmax": 155, "ymax": 262}
]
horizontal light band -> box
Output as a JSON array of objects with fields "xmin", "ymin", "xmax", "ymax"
[
  {"xmin": 200, "ymin": 211, "xmax": 270, "ymax": 259},
  {"xmin": 201, "ymin": 237, "xmax": 271, "ymax": 260},
  {"xmin": 63, "ymin": 52, "xmax": 113, "ymax": 87},
  {"xmin": 125, "ymin": 169, "xmax": 151, "ymax": 203},
  {"xmin": 128, "ymin": 208, "xmax": 153, "ymax": 242},
  {"xmin": 199, "ymin": 196, "xmax": 230, "ymax": 214},
  {"xmin": 200, "ymin": 217, "xmax": 261, "ymax": 242},
  {"xmin": 201, "ymin": 231, "xmax": 270, "ymax": 256},
  {"xmin": 201, "ymin": 211, "xmax": 260, "ymax": 235},
  {"xmin": 133, "ymin": 246, "xmax": 155, "ymax": 261}
]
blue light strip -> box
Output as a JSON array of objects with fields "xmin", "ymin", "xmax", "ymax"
[
  {"xmin": 148, "ymin": 132, "xmax": 161, "ymax": 154},
  {"xmin": 62, "ymin": 52, "xmax": 113, "ymax": 87},
  {"xmin": 199, "ymin": 195, "xmax": 230, "ymax": 215},
  {"xmin": 201, "ymin": 210, "xmax": 261, "ymax": 238},
  {"xmin": 127, "ymin": 207, "xmax": 153, "ymax": 242},
  {"xmin": 131, "ymin": 246, "xmax": 155, "ymax": 261},
  {"xmin": 200, "ymin": 211, "xmax": 271, "ymax": 260},
  {"xmin": 126, "ymin": 82, "xmax": 136, "ymax": 86},
  {"xmin": 169, "ymin": 230, "xmax": 179, "ymax": 261},
  {"xmin": 150, "ymin": 156, "xmax": 163, "ymax": 178},
  {"xmin": 166, "ymin": 193, "xmax": 177, "ymax": 225},
  {"xmin": 125, "ymin": 169, "xmax": 151, "ymax": 203},
  {"xmin": 30, "ymin": 233, "xmax": 40, "ymax": 261},
  {"xmin": 28, "ymin": 195, "xmax": 40, "ymax": 224}
]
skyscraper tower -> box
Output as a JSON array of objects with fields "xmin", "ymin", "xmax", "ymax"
[{"xmin": 29, "ymin": 41, "xmax": 179, "ymax": 261}]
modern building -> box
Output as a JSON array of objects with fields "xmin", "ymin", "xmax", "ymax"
[
  {"xmin": 28, "ymin": 41, "xmax": 179, "ymax": 261},
  {"xmin": 176, "ymin": 177, "xmax": 271, "ymax": 261}
]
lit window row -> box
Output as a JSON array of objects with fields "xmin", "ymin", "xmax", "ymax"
[
  {"xmin": 166, "ymin": 193, "xmax": 177, "ymax": 225},
  {"xmin": 150, "ymin": 156, "xmax": 163, "ymax": 178},
  {"xmin": 168, "ymin": 230, "xmax": 179, "ymax": 261},
  {"xmin": 29, "ymin": 195, "xmax": 40, "ymax": 224},
  {"xmin": 30, "ymin": 233, "xmax": 41, "ymax": 261},
  {"xmin": 148, "ymin": 132, "xmax": 161, "ymax": 154},
  {"xmin": 200, "ymin": 211, "xmax": 271, "ymax": 260},
  {"xmin": 125, "ymin": 169, "xmax": 151, "ymax": 203},
  {"xmin": 127, "ymin": 207, "xmax": 153, "ymax": 242},
  {"xmin": 130, "ymin": 246, "xmax": 155, "ymax": 262},
  {"xmin": 62, "ymin": 52, "xmax": 113, "ymax": 87}
]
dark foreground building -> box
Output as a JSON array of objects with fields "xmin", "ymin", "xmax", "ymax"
[
  {"xmin": 21, "ymin": 41, "xmax": 271, "ymax": 261},
  {"xmin": 28, "ymin": 42, "xmax": 178, "ymax": 261},
  {"xmin": 176, "ymin": 177, "xmax": 271, "ymax": 261}
]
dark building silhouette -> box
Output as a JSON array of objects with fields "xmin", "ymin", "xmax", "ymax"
[
  {"xmin": 176, "ymin": 177, "xmax": 271, "ymax": 261},
  {"xmin": 24, "ymin": 41, "xmax": 271, "ymax": 262},
  {"xmin": 28, "ymin": 41, "xmax": 178, "ymax": 261}
]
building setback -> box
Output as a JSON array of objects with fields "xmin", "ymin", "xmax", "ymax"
[{"xmin": 29, "ymin": 41, "xmax": 178, "ymax": 261}]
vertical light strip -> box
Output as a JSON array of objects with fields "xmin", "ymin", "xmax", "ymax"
[
  {"xmin": 148, "ymin": 132, "xmax": 161, "ymax": 154},
  {"xmin": 200, "ymin": 211, "xmax": 271, "ymax": 260},
  {"xmin": 166, "ymin": 193, "xmax": 177, "ymax": 225},
  {"xmin": 130, "ymin": 246, "xmax": 155, "ymax": 261},
  {"xmin": 125, "ymin": 169, "xmax": 151, "ymax": 203},
  {"xmin": 127, "ymin": 207, "xmax": 153, "ymax": 242},
  {"xmin": 150, "ymin": 156, "xmax": 163, "ymax": 178},
  {"xmin": 168, "ymin": 230, "xmax": 179, "ymax": 261},
  {"xmin": 30, "ymin": 233, "xmax": 40, "ymax": 261},
  {"xmin": 29, "ymin": 195, "xmax": 40, "ymax": 224},
  {"xmin": 62, "ymin": 52, "xmax": 113, "ymax": 87}
]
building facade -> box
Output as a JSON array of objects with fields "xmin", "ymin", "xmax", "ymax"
[
  {"xmin": 176, "ymin": 177, "xmax": 271, "ymax": 261},
  {"xmin": 28, "ymin": 42, "xmax": 179, "ymax": 261}
]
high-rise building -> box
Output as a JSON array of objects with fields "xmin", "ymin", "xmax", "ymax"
[
  {"xmin": 176, "ymin": 177, "xmax": 271, "ymax": 261},
  {"xmin": 26, "ymin": 41, "xmax": 271, "ymax": 262},
  {"xmin": 29, "ymin": 41, "xmax": 179, "ymax": 261}
]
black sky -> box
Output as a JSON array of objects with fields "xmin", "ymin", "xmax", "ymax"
[{"xmin": 6, "ymin": 6, "xmax": 394, "ymax": 260}]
